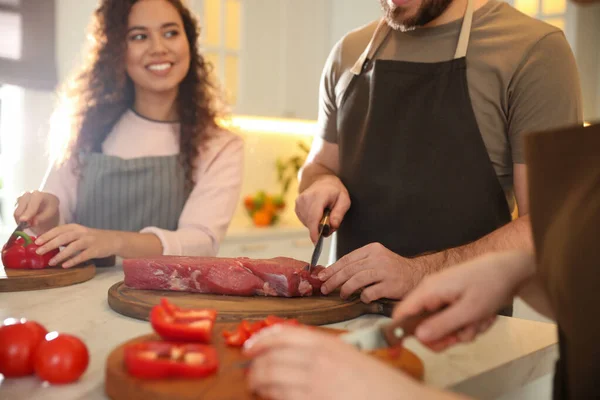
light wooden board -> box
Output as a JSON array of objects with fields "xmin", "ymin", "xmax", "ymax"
[
  {"xmin": 0, "ymin": 264, "xmax": 96, "ymax": 292},
  {"xmin": 108, "ymin": 281, "xmax": 397, "ymax": 325},
  {"xmin": 105, "ymin": 324, "xmax": 424, "ymax": 400}
]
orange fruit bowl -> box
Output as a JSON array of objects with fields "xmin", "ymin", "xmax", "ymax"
[{"xmin": 243, "ymin": 191, "xmax": 286, "ymax": 227}]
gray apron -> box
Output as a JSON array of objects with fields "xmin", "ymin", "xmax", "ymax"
[
  {"xmin": 335, "ymin": 0, "xmax": 512, "ymax": 314},
  {"xmin": 75, "ymin": 153, "xmax": 190, "ymax": 232}
]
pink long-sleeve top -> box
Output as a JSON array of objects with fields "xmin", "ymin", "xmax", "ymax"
[{"xmin": 42, "ymin": 109, "xmax": 244, "ymax": 256}]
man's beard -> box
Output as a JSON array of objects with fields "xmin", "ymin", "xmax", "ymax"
[{"xmin": 379, "ymin": 0, "xmax": 454, "ymax": 30}]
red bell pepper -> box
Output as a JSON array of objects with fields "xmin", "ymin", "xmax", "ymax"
[
  {"xmin": 150, "ymin": 298, "xmax": 216, "ymax": 343},
  {"xmin": 223, "ymin": 316, "xmax": 300, "ymax": 347},
  {"xmin": 1, "ymin": 231, "xmax": 59, "ymax": 269},
  {"xmin": 124, "ymin": 341, "xmax": 218, "ymax": 379}
]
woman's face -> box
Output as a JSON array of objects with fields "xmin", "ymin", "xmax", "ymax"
[{"xmin": 126, "ymin": 0, "xmax": 191, "ymax": 96}]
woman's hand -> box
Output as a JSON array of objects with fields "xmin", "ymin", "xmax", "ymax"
[
  {"xmin": 34, "ymin": 224, "xmax": 123, "ymax": 268},
  {"xmin": 392, "ymin": 251, "xmax": 535, "ymax": 351},
  {"xmin": 13, "ymin": 191, "xmax": 60, "ymax": 234},
  {"xmin": 243, "ymin": 325, "xmax": 437, "ymax": 400}
]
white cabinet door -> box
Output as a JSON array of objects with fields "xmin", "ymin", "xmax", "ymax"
[
  {"xmin": 237, "ymin": 0, "xmax": 286, "ymax": 117},
  {"xmin": 277, "ymin": 0, "xmax": 331, "ymax": 120},
  {"xmin": 237, "ymin": 0, "xmax": 331, "ymax": 120}
]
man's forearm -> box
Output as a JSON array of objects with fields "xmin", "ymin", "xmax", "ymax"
[
  {"xmin": 422, "ymin": 215, "xmax": 534, "ymax": 273},
  {"xmin": 298, "ymin": 162, "xmax": 337, "ymax": 193}
]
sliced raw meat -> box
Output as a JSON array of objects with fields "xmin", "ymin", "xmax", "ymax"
[{"xmin": 123, "ymin": 256, "xmax": 326, "ymax": 297}]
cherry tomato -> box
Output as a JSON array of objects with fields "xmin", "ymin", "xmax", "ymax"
[
  {"xmin": 34, "ymin": 332, "xmax": 89, "ymax": 384},
  {"xmin": 0, "ymin": 318, "xmax": 48, "ymax": 377}
]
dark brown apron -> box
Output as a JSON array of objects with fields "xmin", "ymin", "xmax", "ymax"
[
  {"xmin": 526, "ymin": 122, "xmax": 600, "ymax": 400},
  {"xmin": 336, "ymin": 0, "xmax": 511, "ymax": 264}
]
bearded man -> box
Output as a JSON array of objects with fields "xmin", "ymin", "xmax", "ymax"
[{"xmin": 293, "ymin": 0, "xmax": 582, "ymax": 310}]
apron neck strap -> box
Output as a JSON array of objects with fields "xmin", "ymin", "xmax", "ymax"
[
  {"xmin": 350, "ymin": 19, "xmax": 391, "ymax": 75},
  {"xmin": 350, "ymin": 0, "xmax": 475, "ymax": 75},
  {"xmin": 454, "ymin": 0, "xmax": 474, "ymax": 59}
]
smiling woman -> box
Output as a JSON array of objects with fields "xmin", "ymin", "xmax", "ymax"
[
  {"xmin": 12, "ymin": 0, "xmax": 244, "ymax": 268},
  {"xmin": 125, "ymin": 6, "xmax": 192, "ymax": 101}
]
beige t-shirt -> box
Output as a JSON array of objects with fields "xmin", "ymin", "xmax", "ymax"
[{"xmin": 318, "ymin": 0, "xmax": 583, "ymax": 208}]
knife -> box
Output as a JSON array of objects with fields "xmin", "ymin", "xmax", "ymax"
[
  {"xmin": 339, "ymin": 308, "xmax": 443, "ymax": 351},
  {"xmin": 4, "ymin": 221, "xmax": 29, "ymax": 248},
  {"xmin": 305, "ymin": 207, "xmax": 332, "ymax": 272},
  {"xmin": 235, "ymin": 309, "xmax": 442, "ymax": 370}
]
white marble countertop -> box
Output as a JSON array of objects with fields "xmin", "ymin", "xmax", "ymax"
[{"xmin": 0, "ymin": 264, "xmax": 558, "ymax": 400}]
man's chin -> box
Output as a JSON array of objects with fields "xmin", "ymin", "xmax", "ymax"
[{"xmin": 385, "ymin": 11, "xmax": 419, "ymax": 31}]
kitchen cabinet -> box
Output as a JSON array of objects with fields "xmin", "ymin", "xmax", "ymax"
[
  {"xmin": 219, "ymin": 225, "xmax": 334, "ymax": 266},
  {"xmin": 236, "ymin": 0, "xmax": 332, "ymax": 120},
  {"xmin": 191, "ymin": 0, "xmax": 382, "ymax": 120}
]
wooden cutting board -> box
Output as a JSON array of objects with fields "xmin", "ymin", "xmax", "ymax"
[
  {"xmin": 0, "ymin": 264, "xmax": 96, "ymax": 292},
  {"xmin": 105, "ymin": 323, "xmax": 424, "ymax": 400},
  {"xmin": 108, "ymin": 281, "xmax": 397, "ymax": 325}
]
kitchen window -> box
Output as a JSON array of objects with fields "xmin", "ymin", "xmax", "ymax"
[
  {"xmin": 512, "ymin": 0, "xmax": 567, "ymax": 30},
  {"xmin": 193, "ymin": 0, "xmax": 242, "ymax": 106},
  {"xmin": 0, "ymin": 0, "xmax": 57, "ymax": 91},
  {"xmin": 0, "ymin": 8, "xmax": 22, "ymax": 60}
]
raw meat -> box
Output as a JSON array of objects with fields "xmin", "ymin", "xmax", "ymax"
[{"xmin": 123, "ymin": 256, "xmax": 326, "ymax": 297}]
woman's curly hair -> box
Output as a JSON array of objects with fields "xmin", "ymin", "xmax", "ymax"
[{"xmin": 55, "ymin": 0, "xmax": 225, "ymax": 189}]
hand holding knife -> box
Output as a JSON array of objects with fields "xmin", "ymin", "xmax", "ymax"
[
  {"xmin": 339, "ymin": 307, "xmax": 446, "ymax": 351},
  {"xmin": 305, "ymin": 207, "xmax": 332, "ymax": 273},
  {"xmin": 4, "ymin": 221, "xmax": 30, "ymax": 248}
]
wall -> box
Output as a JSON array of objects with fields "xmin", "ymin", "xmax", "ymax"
[
  {"xmin": 572, "ymin": 3, "xmax": 600, "ymax": 121},
  {"xmin": 228, "ymin": 128, "xmax": 314, "ymax": 228},
  {"xmin": 55, "ymin": 0, "xmax": 97, "ymax": 83},
  {"xmin": 0, "ymin": 86, "xmax": 55, "ymax": 225},
  {"xmin": 329, "ymin": 0, "xmax": 381, "ymax": 48}
]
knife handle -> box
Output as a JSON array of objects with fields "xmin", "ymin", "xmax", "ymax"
[
  {"xmin": 381, "ymin": 307, "xmax": 447, "ymax": 347},
  {"xmin": 319, "ymin": 208, "xmax": 332, "ymax": 237}
]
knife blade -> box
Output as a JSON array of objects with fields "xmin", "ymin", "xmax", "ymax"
[
  {"xmin": 4, "ymin": 221, "xmax": 29, "ymax": 248},
  {"xmin": 306, "ymin": 207, "xmax": 332, "ymax": 272},
  {"xmin": 339, "ymin": 308, "xmax": 442, "ymax": 351}
]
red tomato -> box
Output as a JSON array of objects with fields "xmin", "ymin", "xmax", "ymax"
[
  {"xmin": 34, "ymin": 333, "xmax": 89, "ymax": 384},
  {"xmin": 0, "ymin": 318, "xmax": 48, "ymax": 377}
]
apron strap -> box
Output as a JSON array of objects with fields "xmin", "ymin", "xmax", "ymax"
[
  {"xmin": 350, "ymin": 19, "xmax": 392, "ymax": 75},
  {"xmin": 454, "ymin": 0, "xmax": 474, "ymax": 59},
  {"xmin": 335, "ymin": 0, "xmax": 475, "ymax": 108},
  {"xmin": 335, "ymin": 19, "xmax": 391, "ymax": 108}
]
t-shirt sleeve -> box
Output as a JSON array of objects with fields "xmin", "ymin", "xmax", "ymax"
[
  {"xmin": 140, "ymin": 132, "xmax": 244, "ymax": 256},
  {"xmin": 507, "ymin": 30, "xmax": 583, "ymax": 164},
  {"xmin": 317, "ymin": 38, "xmax": 345, "ymax": 144}
]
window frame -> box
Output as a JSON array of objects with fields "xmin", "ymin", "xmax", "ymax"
[{"xmin": 194, "ymin": 0, "xmax": 243, "ymax": 107}]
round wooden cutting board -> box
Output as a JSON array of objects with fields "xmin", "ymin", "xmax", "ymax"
[
  {"xmin": 105, "ymin": 323, "xmax": 424, "ymax": 400},
  {"xmin": 0, "ymin": 264, "xmax": 96, "ymax": 292},
  {"xmin": 108, "ymin": 281, "xmax": 397, "ymax": 325}
]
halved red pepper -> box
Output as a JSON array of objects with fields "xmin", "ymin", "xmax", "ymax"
[
  {"xmin": 223, "ymin": 316, "xmax": 300, "ymax": 347},
  {"xmin": 150, "ymin": 298, "xmax": 217, "ymax": 343},
  {"xmin": 1, "ymin": 231, "xmax": 59, "ymax": 269},
  {"xmin": 124, "ymin": 341, "xmax": 218, "ymax": 379}
]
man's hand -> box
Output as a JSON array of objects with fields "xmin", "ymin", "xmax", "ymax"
[
  {"xmin": 318, "ymin": 243, "xmax": 428, "ymax": 303},
  {"xmin": 392, "ymin": 251, "xmax": 535, "ymax": 350},
  {"xmin": 295, "ymin": 175, "xmax": 351, "ymax": 243}
]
